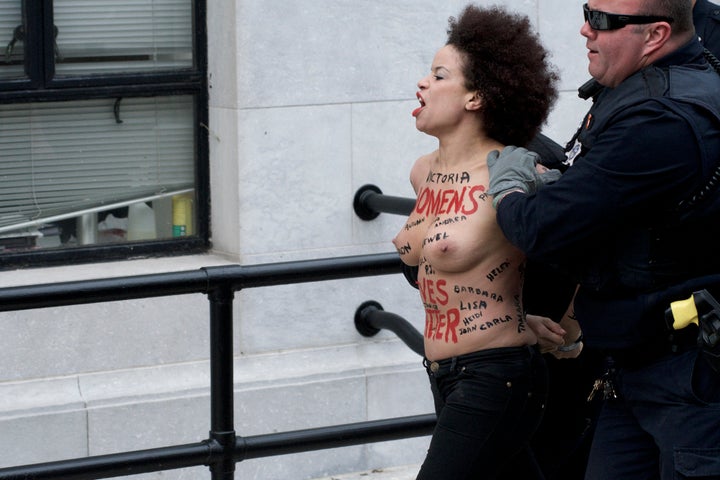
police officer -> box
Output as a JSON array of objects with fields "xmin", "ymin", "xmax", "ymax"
[
  {"xmin": 576, "ymin": 0, "xmax": 720, "ymax": 102},
  {"xmin": 487, "ymin": 0, "xmax": 720, "ymax": 479}
]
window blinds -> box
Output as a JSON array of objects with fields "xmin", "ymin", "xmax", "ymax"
[
  {"xmin": 54, "ymin": 0, "xmax": 193, "ymax": 75},
  {"xmin": 0, "ymin": 95, "xmax": 195, "ymax": 231}
]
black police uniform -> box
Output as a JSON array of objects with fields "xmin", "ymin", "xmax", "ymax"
[
  {"xmin": 496, "ymin": 39, "xmax": 720, "ymax": 480},
  {"xmin": 694, "ymin": 0, "xmax": 720, "ymax": 53}
]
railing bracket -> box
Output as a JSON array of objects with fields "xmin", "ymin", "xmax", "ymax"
[
  {"xmin": 354, "ymin": 300, "xmax": 383, "ymax": 337},
  {"xmin": 353, "ymin": 184, "xmax": 383, "ymax": 220}
]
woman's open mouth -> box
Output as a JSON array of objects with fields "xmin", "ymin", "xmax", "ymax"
[{"xmin": 412, "ymin": 92, "xmax": 425, "ymax": 117}]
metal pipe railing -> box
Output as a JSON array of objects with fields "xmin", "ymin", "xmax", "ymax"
[
  {"xmin": 0, "ymin": 414, "xmax": 438, "ymax": 480},
  {"xmin": 236, "ymin": 413, "xmax": 436, "ymax": 460},
  {"xmin": 0, "ymin": 251, "xmax": 438, "ymax": 480},
  {"xmin": 354, "ymin": 301, "xmax": 424, "ymax": 357},
  {"xmin": 0, "ymin": 252, "xmax": 402, "ymax": 312},
  {"xmin": 0, "ymin": 443, "xmax": 213, "ymax": 480},
  {"xmin": 353, "ymin": 184, "xmax": 414, "ymax": 220}
]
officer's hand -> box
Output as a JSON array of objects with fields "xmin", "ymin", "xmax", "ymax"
[
  {"xmin": 527, "ymin": 314, "xmax": 565, "ymax": 353},
  {"xmin": 487, "ymin": 146, "xmax": 561, "ymax": 208}
]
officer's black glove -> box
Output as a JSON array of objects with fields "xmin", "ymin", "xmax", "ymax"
[{"xmin": 487, "ymin": 146, "xmax": 561, "ymax": 208}]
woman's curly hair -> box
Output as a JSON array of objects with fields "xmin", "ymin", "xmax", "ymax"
[{"xmin": 447, "ymin": 4, "xmax": 559, "ymax": 147}]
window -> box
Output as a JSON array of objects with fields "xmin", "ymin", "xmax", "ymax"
[{"xmin": 0, "ymin": 0, "xmax": 208, "ymax": 267}]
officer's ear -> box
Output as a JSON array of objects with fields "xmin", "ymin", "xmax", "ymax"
[{"xmin": 643, "ymin": 21, "xmax": 672, "ymax": 55}]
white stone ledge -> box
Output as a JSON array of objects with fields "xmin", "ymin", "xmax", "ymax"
[
  {"xmin": 0, "ymin": 377, "xmax": 84, "ymax": 419},
  {"xmin": 0, "ymin": 340, "xmax": 423, "ymax": 418},
  {"xmin": 0, "ymin": 253, "xmax": 236, "ymax": 288}
]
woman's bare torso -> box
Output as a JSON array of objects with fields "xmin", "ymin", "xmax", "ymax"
[{"xmin": 393, "ymin": 151, "xmax": 536, "ymax": 361}]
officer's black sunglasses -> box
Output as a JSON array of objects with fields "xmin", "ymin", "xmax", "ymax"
[{"xmin": 583, "ymin": 3, "xmax": 674, "ymax": 31}]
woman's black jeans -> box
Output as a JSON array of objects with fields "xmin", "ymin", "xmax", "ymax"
[{"xmin": 417, "ymin": 345, "xmax": 549, "ymax": 480}]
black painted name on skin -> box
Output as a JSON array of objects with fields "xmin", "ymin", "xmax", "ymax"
[
  {"xmin": 460, "ymin": 315, "xmax": 513, "ymax": 336},
  {"xmin": 458, "ymin": 302, "xmax": 486, "ymax": 336},
  {"xmin": 423, "ymin": 301, "xmax": 439, "ymax": 311},
  {"xmin": 396, "ymin": 242, "xmax": 411, "ymax": 255},
  {"xmin": 462, "ymin": 311, "xmax": 482, "ymax": 327},
  {"xmin": 483, "ymin": 315, "xmax": 513, "ymax": 331},
  {"xmin": 459, "ymin": 324, "xmax": 478, "ymax": 336},
  {"xmin": 514, "ymin": 295, "xmax": 526, "ymax": 333},
  {"xmin": 422, "ymin": 231, "xmax": 449, "ymax": 247},
  {"xmin": 486, "ymin": 260, "xmax": 511, "ymax": 282},
  {"xmin": 404, "ymin": 217, "xmax": 425, "ymax": 231},
  {"xmin": 459, "ymin": 300, "xmax": 488, "ymax": 311},
  {"xmin": 434, "ymin": 215, "xmax": 468, "ymax": 228},
  {"xmin": 453, "ymin": 285, "xmax": 504, "ymax": 303},
  {"xmin": 426, "ymin": 171, "xmax": 471, "ymax": 184}
]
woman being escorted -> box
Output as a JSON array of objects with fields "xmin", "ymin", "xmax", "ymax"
[{"xmin": 392, "ymin": 5, "xmax": 558, "ymax": 479}]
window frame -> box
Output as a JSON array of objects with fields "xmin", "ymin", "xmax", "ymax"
[{"xmin": 0, "ymin": 0, "xmax": 209, "ymax": 269}]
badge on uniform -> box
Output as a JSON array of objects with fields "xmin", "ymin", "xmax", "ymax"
[{"xmin": 564, "ymin": 138, "xmax": 582, "ymax": 167}]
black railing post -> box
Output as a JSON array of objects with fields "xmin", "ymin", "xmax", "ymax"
[{"xmin": 207, "ymin": 285, "xmax": 236, "ymax": 480}]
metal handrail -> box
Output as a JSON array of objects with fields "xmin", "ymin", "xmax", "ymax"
[
  {"xmin": 0, "ymin": 252, "xmax": 403, "ymax": 311},
  {"xmin": 353, "ymin": 184, "xmax": 414, "ymax": 220},
  {"xmin": 0, "ymin": 415, "xmax": 437, "ymax": 480},
  {"xmin": 0, "ymin": 252, "xmax": 436, "ymax": 480},
  {"xmin": 355, "ymin": 301, "xmax": 424, "ymax": 357}
]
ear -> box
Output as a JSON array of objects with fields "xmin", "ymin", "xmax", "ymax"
[
  {"xmin": 643, "ymin": 21, "xmax": 672, "ymax": 56},
  {"xmin": 465, "ymin": 91, "xmax": 482, "ymax": 112}
]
